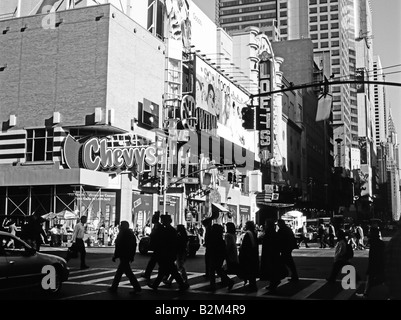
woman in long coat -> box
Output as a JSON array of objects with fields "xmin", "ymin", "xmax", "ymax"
[
  {"xmin": 260, "ymin": 219, "xmax": 288, "ymax": 293},
  {"xmin": 238, "ymin": 220, "xmax": 259, "ymax": 292}
]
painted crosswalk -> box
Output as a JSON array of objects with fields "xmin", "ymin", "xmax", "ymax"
[{"xmin": 64, "ymin": 267, "xmax": 362, "ymax": 300}]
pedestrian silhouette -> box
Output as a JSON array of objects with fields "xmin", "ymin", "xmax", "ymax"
[
  {"xmin": 277, "ymin": 219, "xmax": 299, "ymax": 282},
  {"xmin": 384, "ymin": 222, "xmax": 401, "ymax": 300},
  {"xmin": 202, "ymin": 216, "xmax": 213, "ymax": 278},
  {"xmin": 224, "ymin": 222, "xmax": 239, "ymax": 276},
  {"xmin": 326, "ymin": 228, "xmax": 350, "ymax": 283},
  {"xmin": 66, "ymin": 215, "xmax": 89, "ymax": 270},
  {"xmin": 238, "ymin": 220, "xmax": 259, "ymax": 291},
  {"xmin": 142, "ymin": 211, "xmax": 162, "ymax": 283},
  {"xmin": 108, "ymin": 220, "xmax": 141, "ymax": 295},
  {"xmin": 356, "ymin": 226, "xmax": 385, "ymax": 299},
  {"xmin": 147, "ymin": 214, "xmax": 189, "ymax": 291},
  {"xmin": 260, "ymin": 219, "xmax": 288, "ymax": 293},
  {"xmin": 164, "ymin": 224, "xmax": 189, "ymax": 286},
  {"xmin": 207, "ymin": 223, "xmax": 234, "ymax": 292}
]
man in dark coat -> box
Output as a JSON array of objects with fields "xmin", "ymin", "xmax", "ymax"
[
  {"xmin": 238, "ymin": 220, "xmax": 259, "ymax": 291},
  {"xmin": 142, "ymin": 211, "xmax": 162, "ymax": 283},
  {"xmin": 147, "ymin": 214, "xmax": 189, "ymax": 291},
  {"xmin": 108, "ymin": 220, "xmax": 141, "ymax": 294},
  {"xmin": 277, "ymin": 219, "xmax": 299, "ymax": 282},
  {"xmin": 260, "ymin": 219, "xmax": 288, "ymax": 293}
]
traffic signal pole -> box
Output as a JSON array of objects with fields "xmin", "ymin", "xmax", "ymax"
[{"xmin": 248, "ymin": 79, "xmax": 401, "ymax": 99}]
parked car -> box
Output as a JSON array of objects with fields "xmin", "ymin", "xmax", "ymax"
[
  {"xmin": 0, "ymin": 231, "xmax": 69, "ymax": 294},
  {"xmin": 138, "ymin": 229, "xmax": 201, "ymax": 257}
]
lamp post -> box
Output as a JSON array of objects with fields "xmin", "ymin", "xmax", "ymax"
[{"xmin": 162, "ymin": 117, "xmax": 197, "ymax": 220}]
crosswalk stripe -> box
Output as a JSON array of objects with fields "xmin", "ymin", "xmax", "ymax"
[
  {"xmin": 291, "ymin": 279, "xmax": 327, "ymax": 300},
  {"xmin": 68, "ymin": 270, "xmax": 115, "ymax": 280},
  {"xmin": 81, "ymin": 276, "xmax": 115, "ymax": 284},
  {"xmin": 64, "ymin": 268, "xmax": 362, "ymax": 300}
]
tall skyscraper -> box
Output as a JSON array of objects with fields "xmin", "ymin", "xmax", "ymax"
[
  {"xmin": 373, "ymin": 55, "xmax": 387, "ymax": 145},
  {"xmin": 219, "ymin": 0, "xmax": 377, "ymax": 173}
]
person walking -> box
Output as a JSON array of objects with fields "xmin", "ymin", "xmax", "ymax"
[
  {"xmin": 355, "ymin": 223, "xmax": 365, "ymax": 250},
  {"xmin": 66, "ymin": 215, "xmax": 89, "ymax": 270},
  {"xmin": 224, "ymin": 222, "xmax": 239, "ymax": 275},
  {"xmin": 355, "ymin": 226, "xmax": 385, "ymax": 299},
  {"xmin": 318, "ymin": 223, "xmax": 328, "ymax": 248},
  {"xmin": 142, "ymin": 211, "xmax": 162, "ymax": 283},
  {"xmin": 108, "ymin": 220, "xmax": 141, "ymax": 295},
  {"xmin": 21, "ymin": 213, "xmax": 48, "ymax": 251},
  {"xmin": 384, "ymin": 222, "xmax": 401, "ymax": 300},
  {"xmin": 207, "ymin": 223, "xmax": 234, "ymax": 292},
  {"xmin": 277, "ymin": 219, "xmax": 299, "ymax": 282},
  {"xmin": 326, "ymin": 228, "xmax": 350, "ymax": 283},
  {"xmin": 164, "ymin": 224, "xmax": 189, "ymax": 286},
  {"xmin": 201, "ymin": 216, "xmax": 213, "ymax": 278},
  {"xmin": 260, "ymin": 219, "xmax": 288, "ymax": 293},
  {"xmin": 298, "ymin": 221, "xmax": 309, "ymax": 248},
  {"xmin": 147, "ymin": 214, "xmax": 189, "ymax": 292},
  {"xmin": 328, "ymin": 222, "xmax": 336, "ymax": 248},
  {"xmin": 2, "ymin": 218, "xmax": 18, "ymax": 248},
  {"xmin": 97, "ymin": 223, "xmax": 106, "ymax": 247},
  {"xmin": 238, "ymin": 220, "xmax": 259, "ymax": 292}
]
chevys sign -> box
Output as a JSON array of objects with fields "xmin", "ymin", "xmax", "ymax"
[{"xmin": 63, "ymin": 134, "xmax": 157, "ymax": 173}]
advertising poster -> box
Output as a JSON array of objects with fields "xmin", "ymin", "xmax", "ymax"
[
  {"xmin": 132, "ymin": 194, "xmax": 154, "ymax": 230},
  {"xmin": 72, "ymin": 191, "xmax": 116, "ymax": 229},
  {"xmin": 195, "ymin": 58, "xmax": 254, "ymax": 150}
]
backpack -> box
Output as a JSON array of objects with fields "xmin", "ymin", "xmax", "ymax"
[{"xmin": 344, "ymin": 240, "xmax": 354, "ymax": 260}]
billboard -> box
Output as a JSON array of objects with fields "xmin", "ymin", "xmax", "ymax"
[{"xmin": 195, "ymin": 57, "xmax": 254, "ymax": 151}]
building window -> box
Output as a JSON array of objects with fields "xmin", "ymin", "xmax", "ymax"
[
  {"xmin": 26, "ymin": 128, "xmax": 54, "ymax": 162},
  {"xmin": 321, "ymin": 41, "xmax": 329, "ymax": 48},
  {"xmin": 320, "ymin": 23, "xmax": 328, "ymax": 30},
  {"xmin": 310, "ymin": 8, "xmax": 317, "ymax": 13},
  {"xmin": 311, "ymin": 25, "xmax": 318, "ymax": 31}
]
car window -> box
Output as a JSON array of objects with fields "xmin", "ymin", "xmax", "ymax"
[{"xmin": 0, "ymin": 234, "xmax": 29, "ymax": 256}]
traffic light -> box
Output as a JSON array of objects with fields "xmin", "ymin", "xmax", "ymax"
[
  {"xmin": 158, "ymin": 175, "xmax": 163, "ymax": 195},
  {"xmin": 241, "ymin": 106, "xmax": 254, "ymax": 130},
  {"xmin": 255, "ymin": 107, "xmax": 268, "ymax": 131}
]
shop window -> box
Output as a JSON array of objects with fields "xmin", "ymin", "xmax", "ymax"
[{"xmin": 26, "ymin": 128, "xmax": 54, "ymax": 162}]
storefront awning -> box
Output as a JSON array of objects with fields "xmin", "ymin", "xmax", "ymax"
[
  {"xmin": 63, "ymin": 124, "xmax": 128, "ymax": 135},
  {"xmin": 212, "ymin": 203, "xmax": 229, "ymax": 212}
]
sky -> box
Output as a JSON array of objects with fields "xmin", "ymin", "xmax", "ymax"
[
  {"xmin": 193, "ymin": 0, "xmax": 401, "ymax": 161},
  {"xmin": 370, "ymin": 0, "xmax": 401, "ymax": 158}
]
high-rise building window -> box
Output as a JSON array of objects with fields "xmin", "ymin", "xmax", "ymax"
[
  {"xmin": 330, "ymin": 14, "xmax": 338, "ymax": 20},
  {"xmin": 321, "ymin": 32, "xmax": 329, "ymax": 39},
  {"xmin": 320, "ymin": 23, "xmax": 328, "ymax": 30},
  {"xmin": 310, "ymin": 0, "xmax": 317, "ymax": 5},
  {"xmin": 331, "ymin": 22, "xmax": 339, "ymax": 28},
  {"xmin": 320, "ymin": 6, "xmax": 328, "ymax": 12},
  {"xmin": 311, "ymin": 25, "xmax": 318, "ymax": 31},
  {"xmin": 321, "ymin": 42, "xmax": 329, "ymax": 48},
  {"xmin": 311, "ymin": 16, "xmax": 318, "ymax": 22},
  {"xmin": 26, "ymin": 128, "xmax": 54, "ymax": 162},
  {"xmin": 320, "ymin": 15, "xmax": 328, "ymax": 21},
  {"xmin": 310, "ymin": 7, "xmax": 317, "ymax": 13}
]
